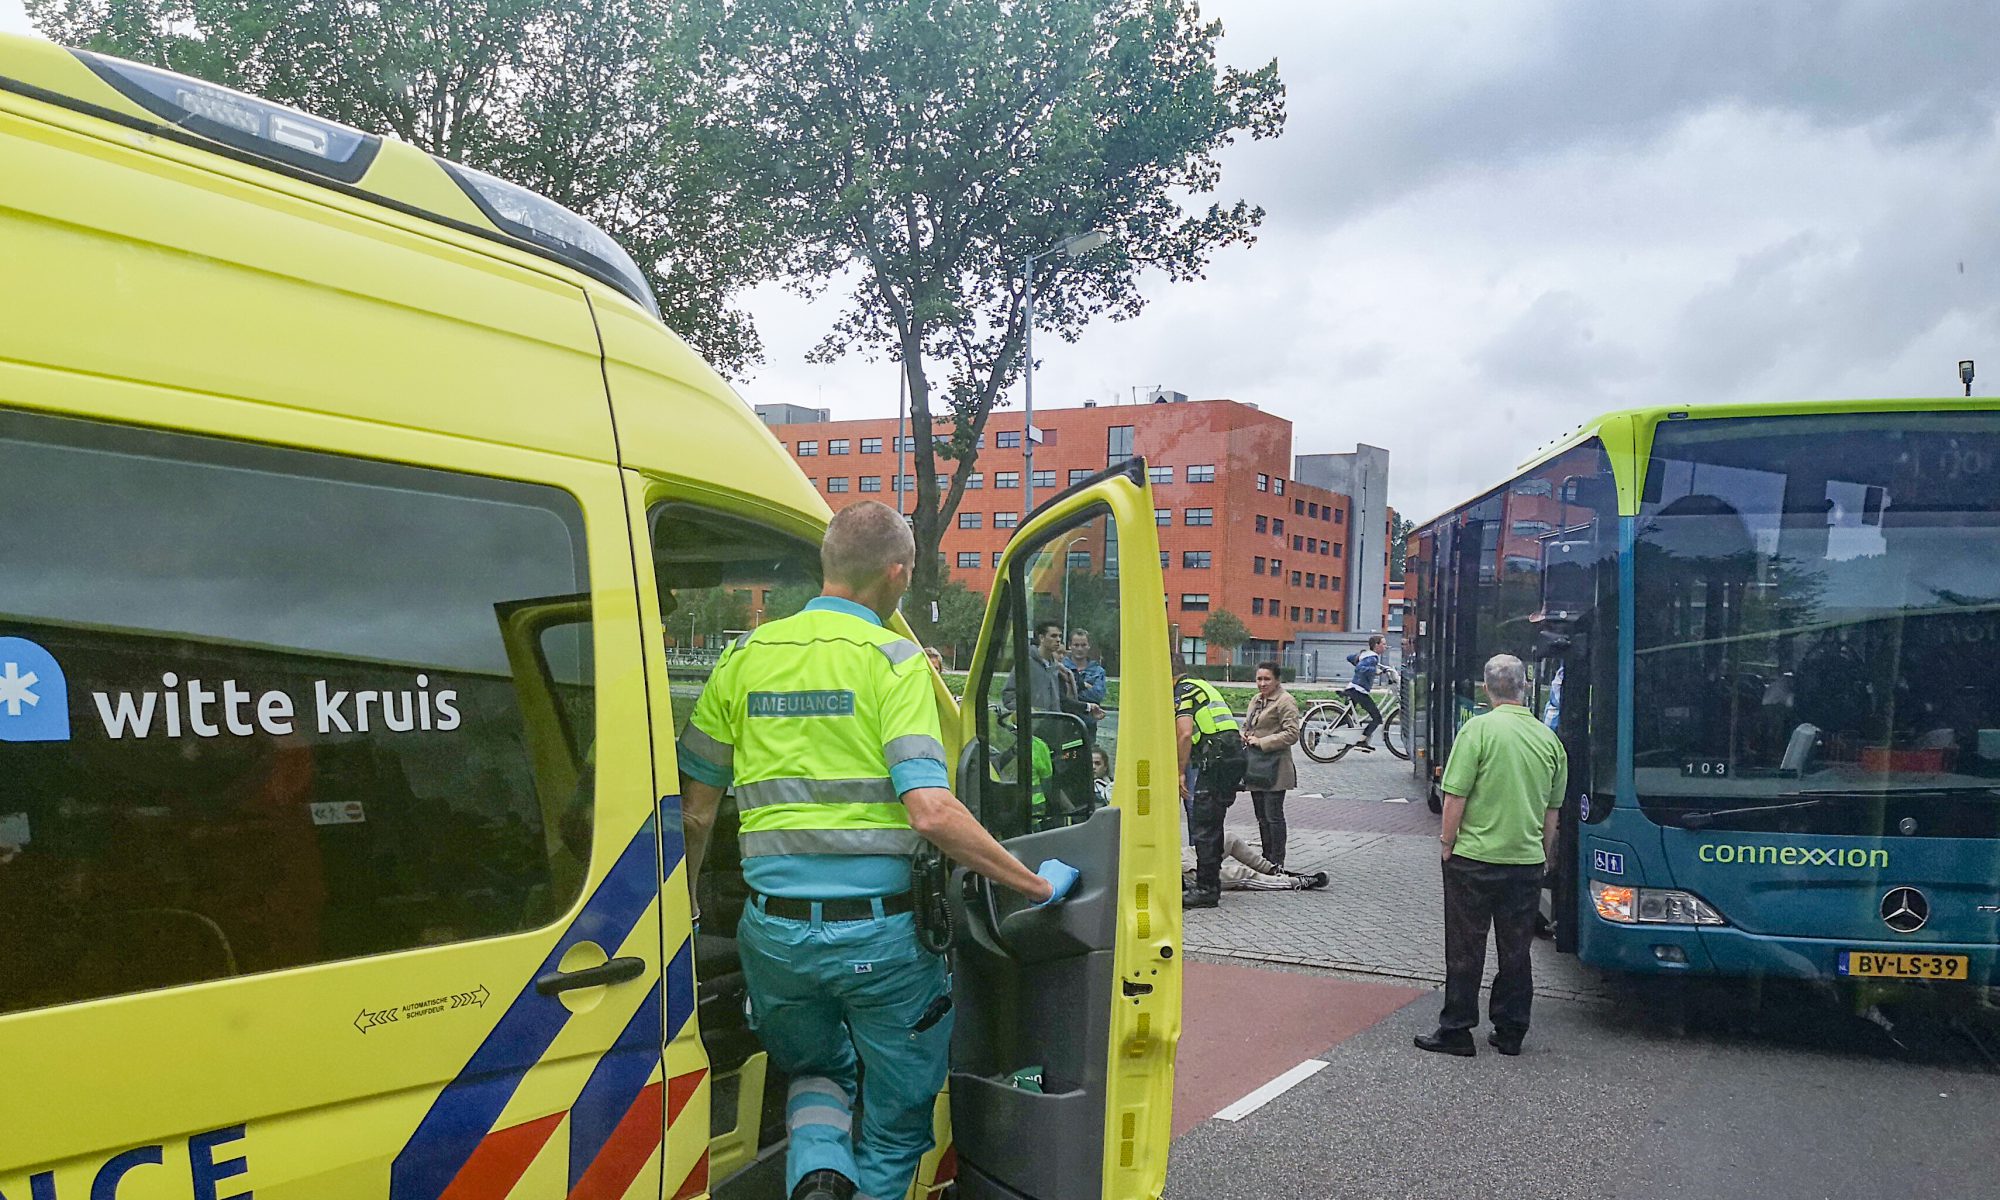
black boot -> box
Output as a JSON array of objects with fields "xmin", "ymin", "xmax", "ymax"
[
  {"xmin": 1413, "ymin": 1029, "xmax": 1476, "ymax": 1057},
  {"xmin": 791, "ymin": 1170, "xmax": 855, "ymax": 1200},
  {"xmin": 1488, "ymin": 1029, "xmax": 1524, "ymax": 1056},
  {"xmin": 1183, "ymin": 884, "xmax": 1220, "ymax": 909}
]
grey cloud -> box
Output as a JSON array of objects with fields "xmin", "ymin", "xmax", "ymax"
[
  {"xmin": 1474, "ymin": 289, "xmax": 1643, "ymax": 392},
  {"xmin": 1230, "ymin": 1, "xmax": 2000, "ymax": 231}
]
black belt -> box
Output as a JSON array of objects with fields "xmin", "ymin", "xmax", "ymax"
[{"xmin": 753, "ymin": 891, "xmax": 914, "ymax": 922}]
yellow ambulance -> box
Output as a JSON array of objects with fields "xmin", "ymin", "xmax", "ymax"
[{"xmin": 0, "ymin": 34, "xmax": 1182, "ymax": 1200}]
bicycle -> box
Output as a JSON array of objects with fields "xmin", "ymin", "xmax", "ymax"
[{"xmin": 1299, "ymin": 669, "xmax": 1408, "ymax": 762}]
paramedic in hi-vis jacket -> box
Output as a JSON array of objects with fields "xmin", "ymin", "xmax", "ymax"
[{"xmin": 677, "ymin": 501, "xmax": 1079, "ymax": 1200}]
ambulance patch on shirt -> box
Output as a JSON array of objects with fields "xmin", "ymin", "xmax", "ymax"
[{"xmin": 748, "ymin": 690, "xmax": 857, "ymax": 717}]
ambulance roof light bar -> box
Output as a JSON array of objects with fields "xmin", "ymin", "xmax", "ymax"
[{"xmin": 437, "ymin": 160, "xmax": 662, "ymax": 320}]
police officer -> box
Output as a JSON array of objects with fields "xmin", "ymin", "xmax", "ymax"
[
  {"xmin": 677, "ymin": 501, "xmax": 1079, "ymax": 1200},
  {"xmin": 1175, "ymin": 651, "xmax": 1244, "ymax": 910}
]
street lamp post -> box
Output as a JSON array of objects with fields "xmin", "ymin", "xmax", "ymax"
[{"xmin": 1022, "ymin": 230, "xmax": 1109, "ymax": 515}]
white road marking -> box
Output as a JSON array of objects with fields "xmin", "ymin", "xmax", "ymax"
[
  {"xmin": 1384, "ymin": 796, "xmax": 1409, "ymax": 804},
  {"xmin": 1214, "ymin": 1058, "xmax": 1330, "ymax": 1122}
]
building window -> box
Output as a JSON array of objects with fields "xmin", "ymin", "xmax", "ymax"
[
  {"xmin": 1294, "ymin": 499, "xmax": 1305, "ymax": 515},
  {"xmin": 1289, "ymin": 606, "xmax": 1301, "ymax": 621},
  {"xmin": 1256, "ymin": 473, "xmax": 1269, "ymax": 492},
  {"xmin": 1274, "ymin": 518, "xmax": 1285, "ymax": 535},
  {"xmin": 1333, "ymin": 543, "xmax": 1343, "ymax": 558},
  {"xmin": 1290, "ymin": 570, "xmax": 1302, "ymax": 586},
  {"xmin": 995, "ymin": 472, "xmax": 1020, "ymax": 489},
  {"xmin": 1155, "ymin": 508, "xmax": 1171, "ymax": 526},
  {"xmin": 895, "ymin": 435, "xmax": 917, "ymax": 452},
  {"xmin": 1513, "ymin": 477, "xmax": 1554, "ymax": 497},
  {"xmin": 1319, "ymin": 574, "xmax": 1329, "ymax": 589},
  {"xmin": 1252, "ymin": 597, "xmax": 1265, "ymax": 615},
  {"xmin": 1179, "ymin": 635, "xmax": 1207, "ymax": 660},
  {"xmin": 859, "ymin": 476, "xmax": 882, "ymax": 492},
  {"xmin": 1320, "ymin": 542, "xmax": 1331, "ymax": 557},
  {"xmin": 995, "ymin": 511, "xmax": 1020, "ymax": 529},
  {"xmin": 1253, "ymin": 556, "xmax": 1266, "ymax": 575},
  {"xmin": 1292, "ymin": 535, "xmax": 1302, "ymax": 551},
  {"xmin": 1268, "ymin": 596, "xmax": 1279, "ymax": 612},
  {"xmin": 1317, "ymin": 609, "xmax": 1327, "ymax": 623},
  {"xmin": 1107, "ymin": 425, "xmax": 1135, "ymax": 464},
  {"xmin": 1274, "ymin": 478, "xmax": 1285, "ymax": 496},
  {"xmin": 1069, "ymin": 468, "xmax": 1092, "ymax": 486},
  {"xmin": 891, "ymin": 474, "xmax": 916, "ymax": 492},
  {"xmin": 1255, "ymin": 515, "xmax": 1269, "ymax": 533},
  {"xmin": 997, "ymin": 430, "xmax": 1022, "ymax": 449},
  {"xmin": 1511, "ymin": 520, "xmax": 1555, "ymax": 539},
  {"xmin": 1271, "ymin": 558, "xmax": 1282, "ymax": 576},
  {"xmin": 1160, "ymin": 551, "xmax": 1170, "ymax": 568},
  {"xmin": 957, "ymin": 551, "xmax": 981, "ymax": 569},
  {"xmin": 965, "ymin": 473, "xmax": 983, "ymax": 489},
  {"xmin": 1307, "ymin": 501, "xmax": 1319, "ymax": 518},
  {"xmin": 827, "ymin": 477, "xmax": 849, "ymax": 493},
  {"xmin": 992, "ymin": 551, "xmax": 1005, "ymax": 567},
  {"xmin": 1334, "ymin": 508, "xmax": 1344, "ymax": 524},
  {"xmin": 1184, "ymin": 507, "xmax": 1213, "ymax": 526},
  {"xmin": 1031, "ymin": 469, "xmax": 1056, "ymax": 489},
  {"xmin": 1183, "ymin": 550, "xmax": 1211, "ymax": 569},
  {"xmin": 797, "ymin": 440, "xmax": 818, "ymax": 457},
  {"xmin": 1187, "ymin": 464, "xmax": 1216, "ymax": 483},
  {"xmin": 959, "ymin": 512, "xmax": 982, "ymax": 529},
  {"xmin": 1149, "ymin": 466, "xmax": 1173, "ymax": 485},
  {"xmin": 861, "ymin": 437, "xmax": 882, "ymax": 454},
  {"xmin": 829, "ymin": 439, "xmax": 850, "ymax": 455},
  {"xmin": 1180, "ymin": 594, "xmax": 1211, "ymax": 612},
  {"xmin": 1068, "ymin": 550, "xmax": 1092, "ymax": 569}
]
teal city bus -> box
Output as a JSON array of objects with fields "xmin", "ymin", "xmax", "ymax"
[{"xmin": 1404, "ymin": 400, "xmax": 2000, "ymax": 987}]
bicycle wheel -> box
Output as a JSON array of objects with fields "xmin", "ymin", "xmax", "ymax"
[
  {"xmin": 1300, "ymin": 701, "xmax": 1359, "ymax": 763},
  {"xmin": 1384, "ymin": 704, "xmax": 1410, "ymax": 760}
]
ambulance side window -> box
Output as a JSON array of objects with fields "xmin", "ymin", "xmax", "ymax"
[
  {"xmin": 648, "ymin": 504, "xmax": 820, "ymax": 931},
  {"xmin": 0, "ymin": 409, "xmax": 594, "ymax": 1017}
]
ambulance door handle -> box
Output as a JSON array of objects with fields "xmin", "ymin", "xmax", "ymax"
[{"xmin": 535, "ymin": 955, "xmax": 646, "ymax": 996}]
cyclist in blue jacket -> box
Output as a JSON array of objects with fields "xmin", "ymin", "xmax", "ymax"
[{"xmin": 1344, "ymin": 634, "xmax": 1388, "ymax": 752}]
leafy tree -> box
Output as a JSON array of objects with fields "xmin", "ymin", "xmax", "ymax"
[
  {"xmin": 1201, "ymin": 609, "xmax": 1249, "ymax": 678},
  {"xmin": 28, "ymin": 0, "xmax": 780, "ymax": 373},
  {"xmin": 695, "ymin": 0, "xmax": 1285, "ymax": 614},
  {"xmin": 664, "ymin": 586, "xmax": 751, "ymax": 647},
  {"xmin": 761, "ymin": 581, "xmax": 820, "ymax": 623},
  {"xmin": 1389, "ymin": 513, "xmax": 1416, "ymax": 583},
  {"xmin": 906, "ymin": 577, "xmax": 988, "ymax": 668}
]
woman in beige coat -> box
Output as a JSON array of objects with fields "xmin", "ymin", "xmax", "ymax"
[{"xmin": 1241, "ymin": 660, "xmax": 1303, "ymax": 866}]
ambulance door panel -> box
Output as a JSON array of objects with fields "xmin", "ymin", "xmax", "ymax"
[
  {"xmin": 0, "ymin": 404, "xmax": 664, "ymax": 1198},
  {"xmin": 949, "ymin": 463, "xmax": 1180, "ymax": 1200}
]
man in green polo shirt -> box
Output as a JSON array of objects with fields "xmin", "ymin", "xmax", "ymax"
[{"xmin": 1416, "ymin": 653, "xmax": 1567, "ymax": 1058}]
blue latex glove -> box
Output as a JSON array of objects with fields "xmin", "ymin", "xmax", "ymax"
[{"xmin": 1035, "ymin": 858, "xmax": 1080, "ymax": 907}]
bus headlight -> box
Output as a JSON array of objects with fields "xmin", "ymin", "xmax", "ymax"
[{"xmin": 1591, "ymin": 880, "xmax": 1725, "ymax": 926}]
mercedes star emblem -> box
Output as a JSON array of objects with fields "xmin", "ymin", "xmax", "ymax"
[{"xmin": 1880, "ymin": 887, "xmax": 1929, "ymax": 934}]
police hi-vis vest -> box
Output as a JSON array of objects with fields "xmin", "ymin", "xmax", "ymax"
[
  {"xmin": 1175, "ymin": 677, "xmax": 1240, "ymax": 742},
  {"xmin": 679, "ymin": 601, "xmax": 947, "ymax": 859}
]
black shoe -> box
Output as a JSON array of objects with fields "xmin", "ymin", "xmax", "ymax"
[
  {"xmin": 1285, "ymin": 869, "xmax": 1330, "ymax": 889},
  {"xmin": 1183, "ymin": 886, "xmax": 1220, "ymax": 910},
  {"xmin": 1488, "ymin": 1031, "xmax": 1524, "ymax": 1056},
  {"xmin": 1413, "ymin": 1030, "xmax": 1475, "ymax": 1057},
  {"xmin": 791, "ymin": 1170, "xmax": 855, "ymax": 1200}
]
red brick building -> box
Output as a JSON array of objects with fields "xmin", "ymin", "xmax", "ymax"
[{"xmin": 760, "ymin": 397, "xmax": 1385, "ymax": 665}]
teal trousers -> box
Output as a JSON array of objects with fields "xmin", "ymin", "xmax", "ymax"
[{"xmin": 739, "ymin": 901, "xmax": 953, "ymax": 1200}]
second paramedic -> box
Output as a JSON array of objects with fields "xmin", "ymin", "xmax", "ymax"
[{"xmin": 676, "ymin": 501, "xmax": 1079, "ymax": 1200}]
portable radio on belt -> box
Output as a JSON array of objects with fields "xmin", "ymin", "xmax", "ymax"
[{"xmin": 912, "ymin": 843, "xmax": 956, "ymax": 954}]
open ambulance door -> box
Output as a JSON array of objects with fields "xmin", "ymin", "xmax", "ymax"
[{"xmin": 948, "ymin": 460, "xmax": 1182, "ymax": 1200}]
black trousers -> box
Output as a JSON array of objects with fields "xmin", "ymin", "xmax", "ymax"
[
  {"xmin": 1440, "ymin": 855, "xmax": 1543, "ymax": 1036},
  {"xmin": 1346, "ymin": 687, "xmax": 1384, "ymax": 736},
  {"xmin": 1189, "ymin": 789, "xmax": 1235, "ymax": 893},
  {"xmin": 1249, "ymin": 790, "xmax": 1287, "ymax": 866}
]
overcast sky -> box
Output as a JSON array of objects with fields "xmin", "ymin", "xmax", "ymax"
[{"xmin": 8, "ymin": 1, "xmax": 1995, "ymax": 520}]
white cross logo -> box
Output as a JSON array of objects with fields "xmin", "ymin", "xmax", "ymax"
[{"xmin": 0, "ymin": 661, "xmax": 40, "ymax": 717}]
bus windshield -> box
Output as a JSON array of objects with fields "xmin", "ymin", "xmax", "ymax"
[{"xmin": 1632, "ymin": 410, "xmax": 2000, "ymax": 809}]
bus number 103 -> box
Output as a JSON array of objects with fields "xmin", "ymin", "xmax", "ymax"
[{"xmin": 1681, "ymin": 760, "xmax": 1730, "ymax": 777}]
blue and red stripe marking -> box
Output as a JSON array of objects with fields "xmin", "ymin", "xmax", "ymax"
[{"xmin": 393, "ymin": 802, "xmax": 699, "ymax": 1200}]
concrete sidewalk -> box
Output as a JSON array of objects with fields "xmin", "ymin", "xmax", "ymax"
[{"xmin": 1181, "ymin": 752, "xmax": 1615, "ymax": 1003}]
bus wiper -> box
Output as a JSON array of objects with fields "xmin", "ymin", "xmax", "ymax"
[{"xmin": 1677, "ymin": 798, "xmax": 1830, "ymax": 829}]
